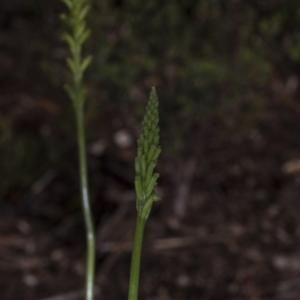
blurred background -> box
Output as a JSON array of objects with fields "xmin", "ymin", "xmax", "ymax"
[{"xmin": 1, "ymin": 0, "xmax": 300, "ymax": 299}]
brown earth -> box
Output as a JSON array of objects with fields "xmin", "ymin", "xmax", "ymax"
[{"xmin": 2, "ymin": 2, "xmax": 300, "ymax": 300}]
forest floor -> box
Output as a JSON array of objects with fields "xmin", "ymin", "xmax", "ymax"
[{"xmin": 2, "ymin": 2, "xmax": 300, "ymax": 300}]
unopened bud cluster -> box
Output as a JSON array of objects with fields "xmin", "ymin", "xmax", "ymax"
[{"xmin": 134, "ymin": 87, "xmax": 161, "ymax": 220}]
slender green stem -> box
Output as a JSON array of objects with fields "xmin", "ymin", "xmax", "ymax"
[
  {"xmin": 128, "ymin": 216, "xmax": 146, "ymax": 300},
  {"xmin": 60, "ymin": 0, "xmax": 95, "ymax": 298},
  {"xmin": 76, "ymin": 109, "xmax": 95, "ymax": 300}
]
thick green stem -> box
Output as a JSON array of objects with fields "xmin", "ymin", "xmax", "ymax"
[
  {"xmin": 128, "ymin": 216, "xmax": 146, "ymax": 300},
  {"xmin": 76, "ymin": 109, "xmax": 95, "ymax": 300}
]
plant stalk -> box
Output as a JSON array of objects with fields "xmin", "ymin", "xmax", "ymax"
[
  {"xmin": 60, "ymin": 0, "xmax": 95, "ymax": 298},
  {"xmin": 76, "ymin": 109, "xmax": 95, "ymax": 300},
  {"xmin": 128, "ymin": 216, "xmax": 146, "ymax": 300},
  {"xmin": 128, "ymin": 87, "xmax": 161, "ymax": 300}
]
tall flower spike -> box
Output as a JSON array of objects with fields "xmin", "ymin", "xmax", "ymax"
[
  {"xmin": 60, "ymin": 1, "xmax": 95, "ymax": 300},
  {"xmin": 135, "ymin": 87, "xmax": 161, "ymax": 219}
]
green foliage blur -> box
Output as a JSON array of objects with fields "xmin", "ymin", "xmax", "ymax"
[
  {"xmin": 2, "ymin": 0, "xmax": 300, "ymax": 201},
  {"xmin": 86, "ymin": 0, "xmax": 300, "ymax": 154}
]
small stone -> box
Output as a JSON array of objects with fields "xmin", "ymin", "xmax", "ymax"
[
  {"xmin": 23, "ymin": 273, "xmax": 38, "ymax": 287},
  {"xmin": 114, "ymin": 129, "xmax": 133, "ymax": 148},
  {"xmin": 176, "ymin": 274, "xmax": 191, "ymax": 287}
]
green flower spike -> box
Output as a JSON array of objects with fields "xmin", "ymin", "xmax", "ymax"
[
  {"xmin": 134, "ymin": 87, "xmax": 161, "ymax": 220},
  {"xmin": 128, "ymin": 87, "xmax": 161, "ymax": 300}
]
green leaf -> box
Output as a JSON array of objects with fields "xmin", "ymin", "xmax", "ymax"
[
  {"xmin": 78, "ymin": 29, "xmax": 91, "ymax": 45},
  {"xmin": 151, "ymin": 193, "xmax": 161, "ymax": 202},
  {"xmin": 67, "ymin": 58, "xmax": 77, "ymax": 74},
  {"xmin": 76, "ymin": 23, "xmax": 86, "ymax": 40},
  {"xmin": 78, "ymin": 4, "xmax": 90, "ymax": 21},
  {"xmin": 64, "ymin": 83, "xmax": 76, "ymax": 103},
  {"xmin": 62, "ymin": 33, "xmax": 75, "ymax": 49},
  {"xmin": 81, "ymin": 55, "xmax": 92, "ymax": 72}
]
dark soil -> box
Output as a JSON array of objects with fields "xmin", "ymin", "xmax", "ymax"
[{"xmin": 2, "ymin": 2, "xmax": 300, "ymax": 300}]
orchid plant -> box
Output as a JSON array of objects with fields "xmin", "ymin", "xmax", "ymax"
[{"xmin": 60, "ymin": 1, "xmax": 161, "ymax": 300}]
